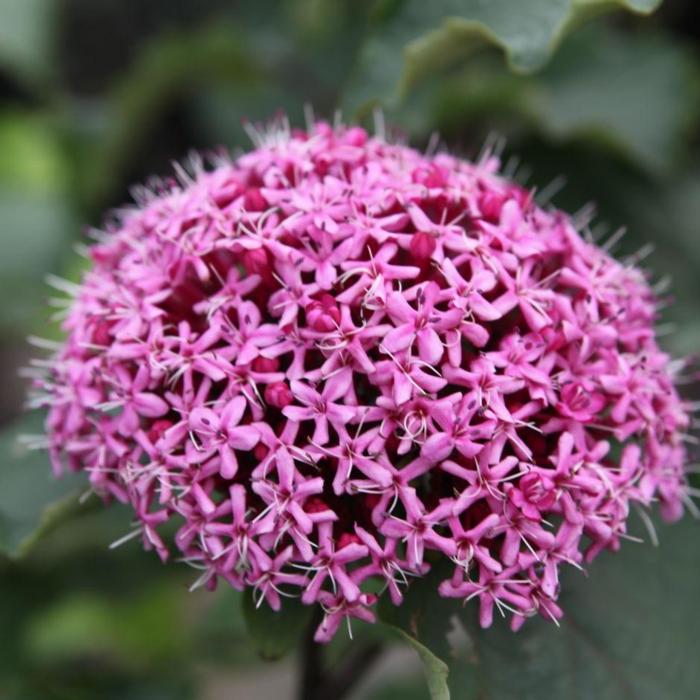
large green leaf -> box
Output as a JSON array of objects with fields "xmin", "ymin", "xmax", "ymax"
[
  {"xmin": 242, "ymin": 589, "xmax": 314, "ymax": 661},
  {"xmin": 380, "ymin": 517, "xmax": 700, "ymax": 699},
  {"xmin": 429, "ymin": 26, "xmax": 699, "ymax": 175},
  {"xmin": 527, "ymin": 28, "xmax": 697, "ymax": 174},
  {"xmin": 0, "ymin": 412, "xmax": 85, "ymax": 558},
  {"xmin": 343, "ymin": 0, "xmax": 663, "ymax": 114}
]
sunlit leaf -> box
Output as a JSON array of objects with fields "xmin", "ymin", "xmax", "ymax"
[{"xmin": 0, "ymin": 113, "xmax": 68, "ymax": 192}]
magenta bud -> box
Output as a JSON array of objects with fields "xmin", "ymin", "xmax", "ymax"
[
  {"xmin": 243, "ymin": 188, "xmax": 268, "ymax": 212},
  {"xmin": 243, "ymin": 247, "xmax": 270, "ymax": 276},
  {"xmin": 307, "ymin": 294, "xmax": 341, "ymax": 331},
  {"xmin": 409, "ymin": 231, "xmax": 436, "ymax": 262},
  {"xmin": 252, "ymin": 356, "xmax": 280, "ymax": 373},
  {"xmin": 345, "ymin": 126, "xmax": 368, "ymax": 147},
  {"xmin": 479, "ymin": 190, "xmax": 507, "ymax": 223},
  {"xmin": 265, "ymin": 381, "xmax": 293, "ymax": 408},
  {"xmin": 412, "ymin": 164, "xmax": 447, "ymax": 189}
]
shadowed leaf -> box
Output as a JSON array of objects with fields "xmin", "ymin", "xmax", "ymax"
[
  {"xmin": 343, "ymin": 0, "xmax": 663, "ymax": 115},
  {"xmin": 378, "ymin": 517, "xmax": 700, "ymax": 699}
]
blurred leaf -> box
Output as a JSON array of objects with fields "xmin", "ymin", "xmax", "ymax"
[
  {"xmin": 343, "ymin": 0, "xmax": 662, "ymax": 114},
  {"xmin": 0, "ymin": 412, "xmax": 84, "ymax": 558},
  {"xmin": 25, "ymin": 583, "xmax": 189, "ymax": 667},
  {"xmin": 0, "ymin": 112, "xmax": 68, "ymax": 191},
  {"xmin": 85, "ymin": 21, "xmax": 262, "ymax": 206},
  {"xmin": 0, "ymin": 115, "xmax": 74, "ymax": 367},
  {"xmin": 0, "ymin": 0, "xmax": 56, "ymax": 88},
  {"xmin": 367, "ymin": 678, "xmax": 429, "ymax": 700},
  {"xmin": 380, "ymin": 517, "xmax": 700, "ymax": 699},
  {"xmin": 192, "ymin": 586, "xmax": 263, "ymax": 668},
  {"xmin": 0, "ymin": 187, "xmax": 74, "ymax": 335},
  {"xmin": 188, "ymin": 85, "xmax": 305, "ymax": 152},
  {"xmin": 0, "ymin": 112, "xmax": 74, "ymax": 336},
  {"xmin": 530, "ymin": 28, "xmax": 697, "ymax": 174},
  {"xmin": 432, "ymin": 26, "xmax": 699, "ymax": 175},
  {"xmin": 242, "ymin": 589, "xmax": 314, "ymax": 661}
]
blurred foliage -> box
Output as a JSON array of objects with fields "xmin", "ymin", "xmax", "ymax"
[
  {"xmin": 0, "ymin": 0, "xmax": 56, "ymax": 88},
  {"xmin": 1, "ymin": 0, "xmax": 700, "ymax": 698},
  {"xmin": 428, "ymin": 26, "xmax": 700, "ymax": 174},
  {"xmin": 242, "ymin": 588, "xmax": 314, "ymax": 661},
  {"xmin": 0, "ymin": 413, "xmax": 84, "ymax": 558},
  {"xmin": 342, "ymin": 0, "xmax": 664, "ymax": 114}
]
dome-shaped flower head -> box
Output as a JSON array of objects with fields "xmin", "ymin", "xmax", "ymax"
[{"xmin": 32, "ymin": 119, "xmax": 693, "ymax": 641}]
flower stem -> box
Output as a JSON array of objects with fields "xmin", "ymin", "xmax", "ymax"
[
  {"xmin": 297, "ymin": 610, "xmax": 323, "ymax": 700},
  {"xmin": 297, "ymin": 612, "xmax": 384, "ymax": 700}
]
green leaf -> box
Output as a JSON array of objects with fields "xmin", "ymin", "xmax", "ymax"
[
  {"xmin": 396, "ymin": 630, "xmax": 449, "ymax": 700},
  {"xmin": 25, "ymin": 583, "xmax": 189, "ymax": 667},
  {"xmin": 0, "ymin": 112, "xmax": 75, "ymax": 334},
  {"xmin": 527, "ymin": 27, "xmax": 697, "ymax": 174},
  {"xmin": 378, "ymin": 517, "xmax": 700, "ymax": 699},
  {"xmin": 0, "ymin": 412, "xmax": 85, "ymax": 558},
  {"xmin": 430, "ymin": 26, "xmax": 699, "ymax": 175},
  {"xmin": 378, "ymin": 561, "xmax": 461, "ymax": 700},
  {"xmin": 242, "ymin": 589, "xmax": 314, "ymax": 661},
  {"xmin": 461, "ymin": 516, "xmax": 700, "ymax": 699},
  {"xmin": 343, "ymin": 0, "xmax": 663, "ymax": 114},
  {"xmin": 0, "ymin": 112, "xmax": 68, "ymax": 192}
]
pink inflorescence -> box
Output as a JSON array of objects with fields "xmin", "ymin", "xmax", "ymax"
[{"xmin": 35, "ymin": 120, "xmax": 691, "ymax": 641}]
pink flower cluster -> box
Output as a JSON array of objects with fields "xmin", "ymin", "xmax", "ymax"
[{"xmin": 35, "ymin": 120, "xmax": 690, "ymax": 641}]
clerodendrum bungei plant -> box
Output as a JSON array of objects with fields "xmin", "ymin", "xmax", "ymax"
[{"xmin": 30, "ymin": 119, "xmax": 691, "ymax": 693}]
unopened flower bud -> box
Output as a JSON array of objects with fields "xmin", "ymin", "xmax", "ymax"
[
  {"xmin": 306, "ymin": 294, "xmax": 341, "ymax": 331},
  {"xmin": 265, "ymin": 381, "xmax": 293, "ymax": 408},
  {"xmin": 409, "ymin": 231, "xmax": 437, "ymax": 262}
]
